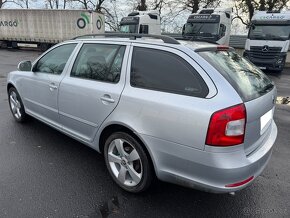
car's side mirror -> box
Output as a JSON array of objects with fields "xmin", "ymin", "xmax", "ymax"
[{"xmin": 18, "ymin": 60, "xmax": 32, "ymax": 71}]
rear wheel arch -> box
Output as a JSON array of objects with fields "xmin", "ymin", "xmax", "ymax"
[{"xmin": 98, "ymin": 124, "xmax": 157, "ymax": 176}]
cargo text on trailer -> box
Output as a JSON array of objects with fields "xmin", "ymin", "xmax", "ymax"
[
  {"xmin": 182, "ymin": 8, "xmax": 232, "ymax": 45},
  {"xmin": 243, "ymin": 10, "xmax": 290, "ymax": 72}
]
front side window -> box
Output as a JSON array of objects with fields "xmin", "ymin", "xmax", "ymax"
[
  {"xmin": 130, "ymin": 47, "xmax": 209, "ymax": 98},
  {"xmin": 71, "ymin": 44, "xmax": 125, "ymax": 83},
  {"xmin": 33, "ymin": 43, "xmax": 77, "ymax": 74}
]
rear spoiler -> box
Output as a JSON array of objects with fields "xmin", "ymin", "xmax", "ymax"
[{"xmin": 194, "ymin": 45, "xmax": 235, "ymax": 52}]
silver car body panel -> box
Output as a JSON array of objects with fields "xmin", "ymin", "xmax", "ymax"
[
  {"xmin": 7, "ymin": 37, "xmax": 278, "ymax": 193},
  {"xmin": 58, "ymin": 41, "xmax": 131, "ymax": 143}
]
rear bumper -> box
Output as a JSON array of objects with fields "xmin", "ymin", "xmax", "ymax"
[{"xmin": 142, "ymin": 121, "xmax": 277, "ymax": 193}]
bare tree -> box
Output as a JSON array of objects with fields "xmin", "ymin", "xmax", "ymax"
[
  {"xmin": 0, "ymin": 0, "xmax": 9, "ymax": 8},
  {"xmin": 96, "ymin": 0, "xmax": 106, "ymax": 12},
  {"xmin": 136, "ymin": 0, "xmax": 147, "ymax": 11},
  {"xmin": 0, "ymin": 0, "xmax": 38, "ymax": 8},
  {"xmin": 46, "ymin": 0, "xmax": 60, "ymax": 9},
  {"xmin": 70, "ymin": 0, "xmax": 107, "ymax": 11},
  {"xmin": 102, "ymin": 0, "xmax": 124, "ymax": 31},
  {"xmin": 71, "ymin": 0, "xmax": 91, "ymax": 9},
  {"xmin": 233, "ymin": 0, "xmax": 289, "ymax": 25},
  {"xmin": 12, "ymin": 0, "xmax": 30, "ymax": 8},
  {"xmin": 181, "ymin": 0, "xmax": 221, "ymax": 13}
]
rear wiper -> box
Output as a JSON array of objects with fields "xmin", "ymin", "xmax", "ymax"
[{"xmin": 259, "ymin": 83, "xmax": 274, "ymax": 94}]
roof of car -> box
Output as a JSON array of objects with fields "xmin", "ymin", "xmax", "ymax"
[{"xmin": 71, "ymin": 34, "xmax": 219, "ymax": 51}]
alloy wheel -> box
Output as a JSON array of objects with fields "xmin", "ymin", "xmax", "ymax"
[{"xmin": 107, "ymin": 138, "xmax": 143, "ymax": 187}]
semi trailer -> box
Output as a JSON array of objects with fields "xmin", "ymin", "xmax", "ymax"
[{"xmin": 0, "ymin": 9, "xmax": 105, "ymax": 50}]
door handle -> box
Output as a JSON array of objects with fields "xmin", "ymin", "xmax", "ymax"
[
  {"xmin": 49, "ymin": 83, "xmax": 58, "ymax": 91},
  {"xmin": 100, "ymin": 95, "xmax": 115, "ymax": 103}
]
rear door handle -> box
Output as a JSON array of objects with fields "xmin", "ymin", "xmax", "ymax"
[
  {"xmin": 100, "ymin": 95, "xmax": 115, "ymax": 103},
  {"xmin": 49, "ymin": 83, "xmax": 58, "ymax": 91}
]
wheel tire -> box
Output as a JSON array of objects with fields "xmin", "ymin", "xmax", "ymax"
[
  {"xmin": 104, "ymin": 132, "xmax": 153, "ymax": 193},
  {"xmin": 38, "ymin": 43, "xmax": 50, "ymax": 52},
  {"xmin": 8, "ymin": 87, "xmax": 27, "ymax": 122}
]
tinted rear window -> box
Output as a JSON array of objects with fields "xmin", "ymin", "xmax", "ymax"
[
  {"xmin": 131, "ymin": 47, "xmax": 209, "ymax": 98},
  {"xmin": 198, "ymin": 50, "xmax": 274, "ymax": 101}
]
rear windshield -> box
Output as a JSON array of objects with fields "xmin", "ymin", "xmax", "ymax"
[{"xmin": 198, "ymin": 50, "xmax": 274, "ymax": 102}]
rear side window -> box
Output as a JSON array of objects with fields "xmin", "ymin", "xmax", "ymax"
[
  {"xmin": 130, "ymin": 47, "xmax": 209, "ymax": 98},
  {"xmin": 198, "ymin": 50, "xmax": 274, "ymax": 102},
  {"xmin": 71, "ymin": 44, "xmax": 125, "ymax": 83}
]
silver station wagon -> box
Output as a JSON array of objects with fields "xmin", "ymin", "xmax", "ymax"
[{"xmin": 7, "ymin": 34, "xmax": 277, "ymax": 193}]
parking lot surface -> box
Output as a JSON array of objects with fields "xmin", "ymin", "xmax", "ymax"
[{"xmin": 0, "ymin": 48, "xmax": 289, "ymax": 218}]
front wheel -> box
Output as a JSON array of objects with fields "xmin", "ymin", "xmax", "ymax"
[
  {"xmin": 104, "ymin": 132, "xmax": 153, "ymax": 193},
  {"xmin": 8, "ymin": 87, "xmax": 27, "ymax": 122}
]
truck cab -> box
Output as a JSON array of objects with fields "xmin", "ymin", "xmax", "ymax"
[
  {"xmin": 182, "ymin": 8, "xmax": 232, "ymax": 45},
  {"xmin": 119, "ymin": 11, "xmax": 161, "ymax": 35},
  {"xmin": 244, "ymin": 11, "xmax": 290, "ymax": 72}
]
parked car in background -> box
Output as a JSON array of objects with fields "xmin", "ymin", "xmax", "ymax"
[{"xmin": 7, "ymin": 34, "xmax": 277, "ymax": 193}]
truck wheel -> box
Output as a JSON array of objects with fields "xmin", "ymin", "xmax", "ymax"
[
  {"xmin": 39, "ymin": 43, "xmax": 50, "ymax": 52},
  {"xmin": 104, "ymin": 132, "xmax": 153, "ymax": 193},
  {"xmin": 12, "ymin": 42, "xmax": 18, "ymax": 49},
  {"xmin": 0, "ymin": 41, "xmax": 8, "ymax": 48}
]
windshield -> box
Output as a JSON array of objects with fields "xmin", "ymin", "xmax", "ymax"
[
  {"xmin": 184, "ymin": 22, "xmax": 219, "ymax": 36},
  {"xmin": 249, "ymin": 24, "xmax": 290, "ymax": 40},
  {"xmin": 198, "ymin": 50, "xmax": 274, "ymax": 102},
  {"xmin": 120, "ymin": 24, "xmax": 138, "ymax": 33}
]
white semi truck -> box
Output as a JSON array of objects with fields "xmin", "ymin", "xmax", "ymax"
[
  {"xmin": 244, "ymin": 10, "xmax": 290, "ymax": 72},
  {"xmin": 119, "ymin": 10, "xmax": 161, "ymax": 35},
  {"xmin": 0, "ymin": 9, "xmax": 105, "ymax": 50},
  {"xmin": 182, "ymin": 8, "xmax": 232, "ymax": 45}
]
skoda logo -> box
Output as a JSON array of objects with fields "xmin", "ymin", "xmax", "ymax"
[{"xmin": 262, "ymin": 45, "xmax": 269, "ymax": 52}]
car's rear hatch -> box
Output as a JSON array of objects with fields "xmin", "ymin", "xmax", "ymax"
[{"xmin": 198, "ymin": 48, "xmax": 276, "ymax": 154}]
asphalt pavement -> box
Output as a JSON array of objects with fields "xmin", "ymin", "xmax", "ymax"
[{"xmin": 0, "ymin": 48, "xmax": 289, "ymax": 218}]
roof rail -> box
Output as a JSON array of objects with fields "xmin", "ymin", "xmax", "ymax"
[{"xmin": 73, "ymin": 33, "xmax": 180, "ymax": 45}]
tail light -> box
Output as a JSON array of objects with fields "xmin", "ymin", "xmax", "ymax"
[{"xmin": 206, "ymin": 104, "xmax": 246, "ymax": 146}]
